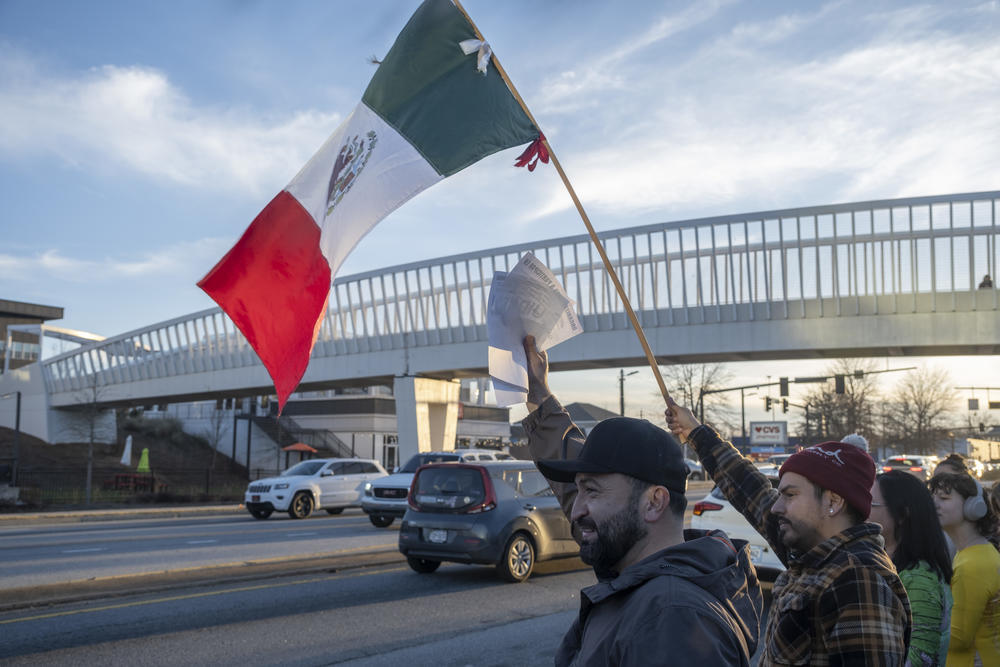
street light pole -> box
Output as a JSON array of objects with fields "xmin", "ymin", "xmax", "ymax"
[
  {"xmin": 618, "ymin": 369, "xmax": 638, "ymax": 416},
  {"xmin": 740, "ymin": 388, "xmax": 746, "ymax": 442}
]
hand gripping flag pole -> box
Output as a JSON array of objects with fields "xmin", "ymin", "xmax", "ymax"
[{"xmin": 451, "ymin": 0, "xmax": 673, "ymax": 406}]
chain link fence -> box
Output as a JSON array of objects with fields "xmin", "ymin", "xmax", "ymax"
[{"xmin": 13, "ymin": 466, "xmax": 247, "ymax": 506}]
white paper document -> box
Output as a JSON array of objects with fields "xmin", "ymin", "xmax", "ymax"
[{"xmin": 487, "ymin": 253, "xmax": 583, "ymax": 406}]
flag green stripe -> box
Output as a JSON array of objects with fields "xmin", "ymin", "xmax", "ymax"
[{"xmin": 362, "ymin": 0, "xmax": 538, "ymax": 177}]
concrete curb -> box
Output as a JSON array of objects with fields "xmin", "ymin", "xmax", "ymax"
[{"xmin": 1, "ymin": 545, "xmax": 405, "ymax": 613}]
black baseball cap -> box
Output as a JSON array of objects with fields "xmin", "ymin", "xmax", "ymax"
[{"xmin": 536, "ymin": 417, "xmax": 688, "ymax": 494}]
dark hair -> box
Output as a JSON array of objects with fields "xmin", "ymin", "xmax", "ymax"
[
  {"xmin": 935, "ymin": 454, "xmax": 968, "ymax": 475},
  {"xmin": 876, "ymin": 471, "xmax": 952, "ymax": 582},
  {"xmin": 629, "ymin": 477, "xmax": 686, "ymax": 518},
  {"xmin": 811, "ymin": 482, "xmax": 865, "ymax": 525},
  {"xmin": 928, "ymin": 472, "xmax": 1000, "ymax": 539}
]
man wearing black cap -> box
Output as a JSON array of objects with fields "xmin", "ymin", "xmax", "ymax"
[
  {"xmin": 665, "ymin": 398, "xmax": 911, "ymax": 665},
  {"xmin": 521, "ymin": 336, "xmax": 763, "ymax": 666}
]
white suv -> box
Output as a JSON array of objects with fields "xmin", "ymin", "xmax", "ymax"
[
  {"xmin": 362, "ymin": 449, "xmax": 513, "ymax": 527},
  {"xmin": 245, "ymin": 458, "xmax": 387, "ymax": 520}
]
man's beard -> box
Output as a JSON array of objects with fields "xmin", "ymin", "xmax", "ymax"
[
  {"xmin": 777, "ymin": 516, "xmax": 823, "ymax": 555},
  {"xmin": 574, "ymin": 504, "xmax": 648, "ymax": 576}
]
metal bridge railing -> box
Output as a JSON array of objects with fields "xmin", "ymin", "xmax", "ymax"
[{"xmin": 41, "ymin": 191, "xmax": 999, "ymax": 396}]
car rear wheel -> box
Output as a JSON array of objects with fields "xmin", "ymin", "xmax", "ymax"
[
  {"xmin": 248, "ymin": 508, "xmax": 272, "ymax": 520},
  {"xmin": 497, "ymin": 532, "xmax": 535, "ymax": 583},
  {"xmin": 288, "ymin": 492, "xmax": 314, "ymax": 519},
  {"xmin": 369, "ymin": 514, "xmax": 394, "ymax": 527},
  {"xmin": 325, "ymin": 508, "xmax": 344, "ymax": 515},
  {"xmin": 406, "ymin": 556, "xmax": 440, "ymax": 574}
]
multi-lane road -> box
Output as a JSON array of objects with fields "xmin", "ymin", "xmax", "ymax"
[
  {"xmin": 0, "ymin": 509, "xmax": 396, "ymax": 590},
  {"xmin": 1, "ymin": 480, "xmax": 745, "ymax": 665}
]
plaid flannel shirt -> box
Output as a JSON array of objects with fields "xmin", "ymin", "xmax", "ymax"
[{"xmin": 689, "ymin": 425, "xmax": 912, "ymax": 666}]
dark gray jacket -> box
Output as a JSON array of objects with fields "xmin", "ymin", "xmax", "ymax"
[{"xmin": 524, "ymin": 396, "xmax": 763, "ymax": 666}]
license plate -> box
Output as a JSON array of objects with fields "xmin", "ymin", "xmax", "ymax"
[
  {"xmin": 428, "ymin": 529, "xmax": 447, "ymax": 544},
  {"xmin": 252, "ymin": 495, "xmax": 260, "ymax": 502}
]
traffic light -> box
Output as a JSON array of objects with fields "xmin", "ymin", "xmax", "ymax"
[
  {"xmin": 782, "ymin": 399, "xmax": 789, "ymax": 413},
  {"xmin": 765, "ymin": 397, "xmax": 772, "ymax": 411},
  {"xmin": 834, "ymin": 375, "xmax": 845, "ymax": 394},
  {"xmin": 779, "ymin": 377, "xmax": 789, "ymax": 396}
]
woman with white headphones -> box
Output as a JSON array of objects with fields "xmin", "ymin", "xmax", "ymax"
[{"xmin": 929, "ymin": 472, "xmax": 1000, "ymax": 666}]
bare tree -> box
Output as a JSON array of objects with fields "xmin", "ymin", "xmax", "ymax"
[
  {"xmin": 660, "ymin": 363, "xmax": 738, "ymax": 436},
  {"xmin": 799, "ymin": 359, "xmax": 881, "ymax": 444},
  {"xmin": 884, "ymin": 366, "xmax": 958, "ymax": 454},
  {"xmin": 202, "ymin": 405, "xmax": 229, "ymax": 471},
  {"xmin": 68, "ymin": 377, "xmax": 113, "ymax": 505}
]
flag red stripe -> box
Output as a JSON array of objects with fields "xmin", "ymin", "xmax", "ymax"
[{"xmin": 197, "ymin": 191, "xmax": 331, "ymax": 410}]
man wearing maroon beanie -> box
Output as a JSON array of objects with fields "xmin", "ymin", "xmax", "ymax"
[{"xmin": 666, "ymin": 400, "xmax": 911, "ymax": 666}]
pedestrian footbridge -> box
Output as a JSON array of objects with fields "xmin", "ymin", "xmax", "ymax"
[{"xmin": 4, "ymin": 190, "xmax": 998, "ymax": 443}]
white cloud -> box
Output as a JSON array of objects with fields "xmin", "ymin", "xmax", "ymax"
[
  {"xmin": 0, "ymin": 238, "xmax": 232, "ymax": 283},
  {"xmin": 523, "ymin": 3, "xmax": 1000, "ymax": 221},
  {"xmin": 0, "ymin": 57, "xmax": 340, "ymax": 197},
  {"xmin": 534, "ymin": 0, "xmax": 734, "ymax": 114}
]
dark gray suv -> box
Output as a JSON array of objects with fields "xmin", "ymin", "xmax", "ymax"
[{"xmin": 398, "ymin": 461, "xmax": 579, "ymax": 582}]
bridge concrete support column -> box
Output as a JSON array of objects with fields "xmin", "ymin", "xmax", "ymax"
[{"xmin": 393, "ymin": 376, "xmax": 460, "ymax": 464}]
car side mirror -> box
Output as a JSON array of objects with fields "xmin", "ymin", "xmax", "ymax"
[{"xmin": 321, "ymin": 470, "xmax": 334, "ymax": 477}]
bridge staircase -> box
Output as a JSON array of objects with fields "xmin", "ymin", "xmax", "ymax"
[{"xmin": 249, "ymin": 414, "xmax": 354, "ymax": 459}]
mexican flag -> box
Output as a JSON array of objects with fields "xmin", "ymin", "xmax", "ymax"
[{"xmin": 198, "ymin": 0, "xmax": 538, "ymax": 410}]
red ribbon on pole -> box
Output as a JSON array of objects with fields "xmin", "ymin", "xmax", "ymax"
[{"xmin": 514, "ymin": 133, "xmax": 549, "ymax": 171}]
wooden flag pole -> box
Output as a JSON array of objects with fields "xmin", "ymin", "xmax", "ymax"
[{"xmin": 452, "ymin": 0, "xmax": 672, "ymax": 405}]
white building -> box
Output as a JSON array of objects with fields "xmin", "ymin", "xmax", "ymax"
[{"xmin": 162, "ymin": 380, "xmax": 511, "ymax": 476}]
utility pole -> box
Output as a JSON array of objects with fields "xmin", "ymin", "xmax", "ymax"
[{"xmin": 618, "ymin": 369, "xmax": 638, "ymax": 416}]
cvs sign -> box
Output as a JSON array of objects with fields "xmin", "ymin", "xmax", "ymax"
[{"xmin": 749, "ymin": 421, "xmax": 788, "ymax": 445}]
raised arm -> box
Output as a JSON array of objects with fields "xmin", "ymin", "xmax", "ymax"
[
  {"xmin": 520, "ymin": 335, "xmax": 585, "ymax": 518},
  {"xmin": 666, "ymin": 397, "xmax": 788, "ymax": 565}
]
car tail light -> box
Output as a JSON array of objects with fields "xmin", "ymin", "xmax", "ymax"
[
  {"xmin": 693, "ymin": 501, "xmax": 723, "ymax": 516},
  {"xmin": 464, "ymin": 467, "xmax": 497, "ymax": 514},
  {"xmin": 407, "ymin": 476, "xmax": 420, "ymax": 511},
  {"xmin": 882, "ymin": 466, "xmax": 892, "ymax": 473},
  {"xmin": 909, "ymin": 466, "xmax": 923, "ymax": 472}
]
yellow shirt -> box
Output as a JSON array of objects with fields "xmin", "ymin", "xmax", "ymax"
[{"xmin": 947, "ymin": 543, "xmax": 1000, "ymax": 667}]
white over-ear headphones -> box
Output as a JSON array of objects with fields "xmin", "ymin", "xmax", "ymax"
[{"xmin": 964, "ymin": 479, "xmax": 988, "ymax": 521}]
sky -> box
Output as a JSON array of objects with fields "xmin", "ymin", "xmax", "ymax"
[{"xmin": 2, "ymin": 0, "xmax": 999, "ymax": 430}]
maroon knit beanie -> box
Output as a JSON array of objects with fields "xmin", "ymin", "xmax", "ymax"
[{"xmin": 779, "ymin": 441, "xmax": 876, "ymax": 519}]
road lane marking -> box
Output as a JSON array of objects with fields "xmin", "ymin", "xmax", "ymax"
[
  {"xmin": 185, "ymin": 540, "xmax": 218, "ymax": 544},
  {"xmin": 0, "ymin": 566, "xmax": 409, "ymax": 625},
  {"xmin": 286, "ymin": 532, "xmax": 318, "ymax": 536},
  {"xmin": 61, "ymin": 548, "xmax": 105, "ymax": 554}
]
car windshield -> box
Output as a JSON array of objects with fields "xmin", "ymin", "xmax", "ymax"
[
  {"xmin": 281, "ymin": 460, "xmax": 326, "ymax": 477},
  {"xmin": 399, "ymin": 452, "xmax": 462, "ymax": 473},
  {"xmin": 413, "ymin": 467, "xmax": 486, "ymax": 510}
]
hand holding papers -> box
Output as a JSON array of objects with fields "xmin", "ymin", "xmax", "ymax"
[{"xmin": 487, "ymin": 253, "xmax": 583, "ymax": 406}]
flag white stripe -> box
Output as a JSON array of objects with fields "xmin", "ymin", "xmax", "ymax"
[{"xmin": 286, "ymin": 103, "xmax": 442, "ymax": 279}]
